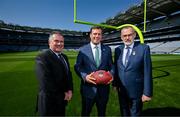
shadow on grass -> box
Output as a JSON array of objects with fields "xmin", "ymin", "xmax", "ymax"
[
  {"xmin": 142, "ymin": 107, "xmax": 180, "ymax": 116},
  {"xmin": 152, "ymin": 64, "xmax": 180, "ymax": 79},
  {"xmin": 153, "ymin": 69, "xmax": 170, "ymax": 79}
]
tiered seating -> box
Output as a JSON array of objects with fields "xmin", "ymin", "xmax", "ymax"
[
  {"xmin": 150, "ymin": 41, "xmax": 180, "ymax": 54},
  {"xmin": 174, "ymin": 48, "xmax": 180, "ymax": 53},
  {"xmin": 147, "ymin": 42, "xmax": 164, "ymax": 49}
]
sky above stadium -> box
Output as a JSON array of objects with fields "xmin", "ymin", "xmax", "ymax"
[{"xmin": 0, "ymin": 0, "xmax": 142, "ymax": 31}]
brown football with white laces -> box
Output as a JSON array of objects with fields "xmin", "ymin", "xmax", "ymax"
[{"xmin": 92, "ymin": 70, "xmax": 112, "ymax": 85}]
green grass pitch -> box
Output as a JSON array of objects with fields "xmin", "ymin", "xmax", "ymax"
[{"xmin": 0, "ymin": 51, "xmax": 180, "ymax": 116}]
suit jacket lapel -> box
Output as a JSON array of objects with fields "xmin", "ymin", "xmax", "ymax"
[
  {"xmin": 48, "ymin": 49, "xmax": 59, "ymax": 61},
  {"xmin": 119, "ymin": 45, "xmax": 125, "ymax": 69},
  {"xmin": 99, "ymin": 45, "xmax": 105, "ymax": 67},
  {"xmin": 48, "ymin": 49, "xmax": 64, "ymax": 66},
  {"xmin": 86, "ymin": 44, "xmax": 97, "ymax": 67},
  {"xmin": 126, "ymin": 43, "xmax": 138, "ymax": 68}
]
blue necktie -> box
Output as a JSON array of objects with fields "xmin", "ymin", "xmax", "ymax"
[
  {"xmin": 95, "ymin": 46, "xmax": 100, "ymax": 67},
  {"xmin": 125, "ymin": 46, "xmax": 130, "ymax": 67}
]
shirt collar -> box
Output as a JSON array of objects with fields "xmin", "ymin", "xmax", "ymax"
[
  {"xmin": 50, "ymin": 49, "xmax": 61, "ymax": 56},
  {"xmin": 90, "ymin": 42, "xmax": 101, "ymax": 49},
  {"xmin": 125, "ymin": 42, "xmax": 134, "ymax": 49}
]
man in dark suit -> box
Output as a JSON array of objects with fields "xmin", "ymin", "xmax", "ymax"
[
  {"xmin": 35, "ymin": 31, "xmax": 73, "ymax": 116},
  {"xmin": 113, "ymin": 26, "xmax": 153, "ymax": 116},
  {"xmin": 74, "ymin": 26, "xmax": 114, "ymax": 116}
]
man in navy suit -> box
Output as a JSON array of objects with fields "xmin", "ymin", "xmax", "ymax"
[
  {"xmin": 35, "ymin": 31, "xmax": 73, "ymax": 116},
  {"xmin": 113, "ymin": 26, "xmax": 153, "ymax": 116},
  {"xmin": 74, "ymin": 26, "xmax": 114, "ymax": 116}
]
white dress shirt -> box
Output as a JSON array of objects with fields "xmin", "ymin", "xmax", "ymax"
[{"xmin": 122, "ymin": 43, "xmax": 134, "ymax": 66}]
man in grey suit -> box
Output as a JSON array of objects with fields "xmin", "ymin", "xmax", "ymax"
[
  {"xmin": 113, "ymin": 26, "xmax": 153, "ymax": 116},
  {"xmin": 74, "ymin": 26, "xmax": 114, "ymax": 116},
  {"xmin": 35, "ymin": 31, "xmax": 73, "ymax": 116}
]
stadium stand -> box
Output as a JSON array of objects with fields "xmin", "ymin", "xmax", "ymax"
[
  {"xmin": 146, "ymin": 42, "xmax": 164, "ymax": 49},
  {"xmin": 0, "ymin": 23, "xmax": 89, "ymax": 51},
  {"xmin": 101, "ymin": 0, "xmax": 180, "ymax": 54},
  {"xmin": 0, "ymin": 0, "xmax": 179, "ymax": 53},
  {"xmin": 149, "ymin": 41, "xmax": 180, "ymax": 54},
  {"xmin": 174, "ymin": 48, "xmax": 180, "ymax": 53}
]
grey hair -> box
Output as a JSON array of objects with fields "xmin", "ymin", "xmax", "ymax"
[
  {"xmin": 121, "ymin": 26, "xmax": 135, "ymax": 33},
  {"xmin": 49, "ymin": 31, "xmax": 63, "ymax": 41}
]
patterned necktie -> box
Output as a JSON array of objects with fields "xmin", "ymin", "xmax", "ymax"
[
  {"xmin": 95, "ymin": 46, "xmax": 100, "ymax": 67},
  {"xmin": 125, "ymin": 46, "xmax": 130, "ymax": 67}
]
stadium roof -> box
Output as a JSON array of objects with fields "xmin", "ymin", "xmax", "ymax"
[{"xmin": 105, "ymin": 0, "xmax": 180, "ymax": 26}]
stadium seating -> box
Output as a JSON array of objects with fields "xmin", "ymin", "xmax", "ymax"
[
  {"xmin": 149, "ymin": 41, "xmax": 180, "ymax": 54},
  {"xmin": 0, "ymin": 0, "xmax": 179, "ymax": 53}
]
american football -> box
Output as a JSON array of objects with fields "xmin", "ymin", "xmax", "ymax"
[{"xmin": 92, "ymin": 70, "xmax": 113, "ymax": 85}]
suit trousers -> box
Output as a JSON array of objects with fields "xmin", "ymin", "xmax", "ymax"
[
  {"xmin": 38, "ymin": 91, "xmax": 66, "ymax": 116},
  {"xmin": 81, "ymin": 92, "xmax": 108, "ymax": 116},
  {"xmin": 118, "ymin": 90, "xmax": 143, "ymax": 116}
]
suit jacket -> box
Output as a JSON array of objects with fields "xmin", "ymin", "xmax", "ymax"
[
  {"xmin": 113, "ymin": 43, "xmax": 153, "ymax": 98},
  {"xmin": 35, "ymin": 49, "xmax": 73, "ymax": 114},
  {"xmin": 74, "ymin": 43, "xmax": 114, "ymax": 99}
]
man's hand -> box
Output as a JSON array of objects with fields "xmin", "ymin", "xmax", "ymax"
[
  {"xmin": 85, "ymin": 72, "xmax": 96, "ymax": 85},
  {"xmin": 64, "ymin": 90, "xmax": 72, "ymax": 101},
  {"xmin": 142, "ymin": 94, "xmax": 152, "ymax": 102}
]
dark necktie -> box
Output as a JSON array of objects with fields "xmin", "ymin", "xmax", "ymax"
[
  {"xmin": 58, "ymin": 54, "xmax": 69, "ymax": 71},
  {"xmin": 58, "ymin": 54, "xmax": 71, "ymax": 82},
  {"xmin": 95, "ymin": 46, "xmax": 100, "ymax": 67},
  {"xmin": 125, "ymin": 46, "xmax": 130, "ymax": 67}
]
